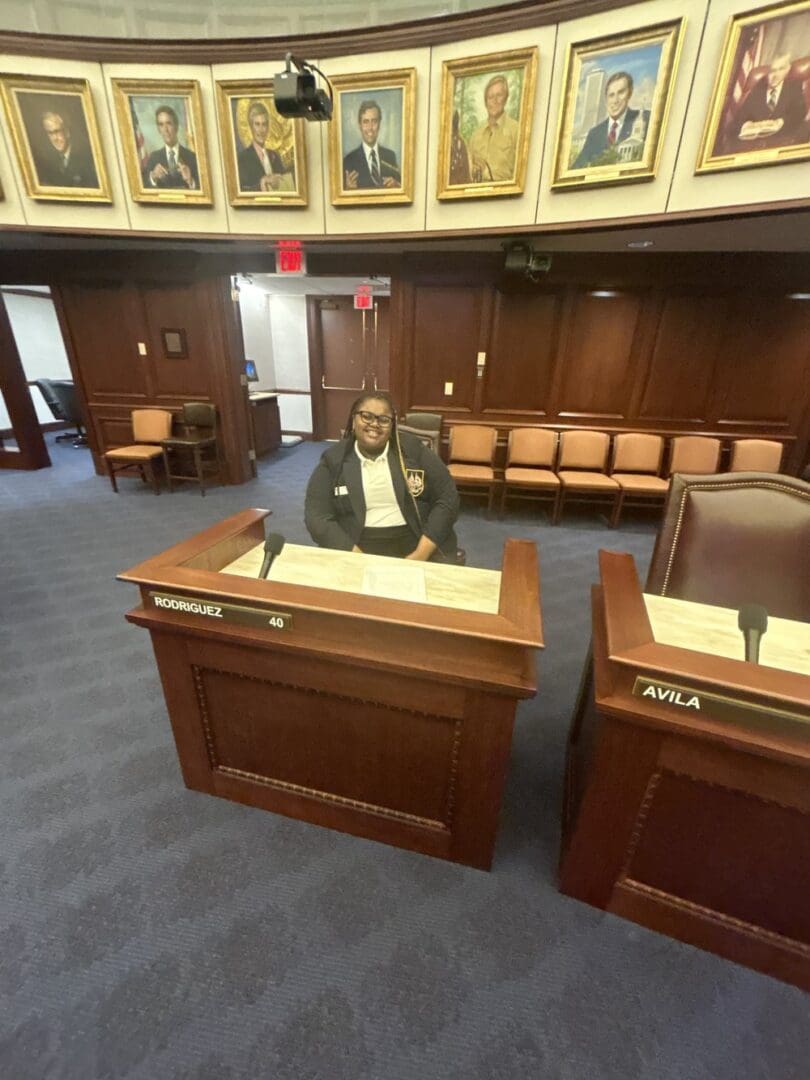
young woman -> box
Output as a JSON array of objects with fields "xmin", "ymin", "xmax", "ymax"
[{"xmin": 304, "ymin": 392, "xmax": 460, "ymax": 560}]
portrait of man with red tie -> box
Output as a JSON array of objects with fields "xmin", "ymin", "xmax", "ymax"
[
  {"xmin": 551, "ymin": 20, "xmax": 683, "ymax": 190},
  {"xmin": 573, "ymin": 71, "xmax": 650, "ymax": 168}
]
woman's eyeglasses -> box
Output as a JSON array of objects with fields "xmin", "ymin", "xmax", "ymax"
[{"xmin": 355, "ymin": 410, "xmax": 393, "ymax": 428}]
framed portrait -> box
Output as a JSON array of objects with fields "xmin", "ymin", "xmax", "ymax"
[
  {"xmin": 215, "ymin": 79, "xmax": 307, "ymax": 207},
  {"xmin": 0, "ymin": 74, "xmax": 111, "ymax": 202},
  {"xmin": 111, "ymin": 79, "xmax": 212, "ymax": 205},
  {"xmin": 696, "ymin": 1, "xmax": 810, "ymax": 174},
  {"xmin": 328, "ymin": 68, "xmax": 416, "ymax": 206},
  {"xmin": 436, "ymin": 47, "xmax": 538, "ymax": 200},
  {"xmin": 551, "ymin": 20, "xmax": 684, "ymax": 190}
]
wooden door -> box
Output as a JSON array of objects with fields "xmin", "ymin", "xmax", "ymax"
[{"xmin": 308, "ymin": 295, "xmax": 390, "ymax": 440}]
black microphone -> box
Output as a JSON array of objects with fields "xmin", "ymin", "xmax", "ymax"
[
  {"xmin": 259, "ymin": 533, "xmax": 285, "ymax": 579},
  {"xmin": 738, "ymin": 603, "xmax": 768, "ymax": 664}
]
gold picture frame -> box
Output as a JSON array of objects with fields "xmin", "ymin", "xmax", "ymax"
[
  {"xmin": 328, "ymin": 68, "xmax": 416, "ymax": 206},
  {"xmin": 696, "ymin": 1, "xmax": 810, "ymax": 175},
  {"xmin": 0, "ymin": 74, "xmax": 111, "ymax": 202},
  {"xmin": 111, "ymin": 78, "xmax": 212, "ymax": 205},
  {"xmin": 437, "ymin": 46, "xmax": 538, "ymax": 201},
  {"xmin": 551, "ymin": 20, "xmax": 684, "ymax": 191},
  {"xmin": 215, "ymin": 79, "xmax": 307, "ymax": 207}
]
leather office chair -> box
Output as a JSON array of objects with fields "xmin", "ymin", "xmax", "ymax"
[
  {"xmin": 160, "ymin": 402, "xmax": 220, "ymax": 496},
  {"xmin": 447, "ymin": 424, "xmax": 498, "ymax": 516},
  {"xmin": 398, "ymin": 411, "xmax": 442, "ymax": 454},
  {"xmin": 35, "ymin": 378, "xmax": 87, "ymax": 446},
  {"xmin": 728, "ymin": 439, "xmax": 783, "ymax": 473},
  {"xmin": 499, "ymin": 427, "xmax": 560, "ymax": 518},
  {"xmin": 554, "ymin": 430, "xmax": 619, "ymax": 526},
  {"xmin": 610, "ymin": 433, "xmax": 668, "ymax": 526},
  {"xmin": 646, "ymin": 472, "xmax": 810, "ymax": 621},
  {"xmin": 104, "ymin": 409, "xmax": 173, "ymax": 494}
]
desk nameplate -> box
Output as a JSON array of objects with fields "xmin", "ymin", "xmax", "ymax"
[
  {"xmin": 632, "ymin": 677, "xmax": 809, "ymax": 736},
  {"xmin": 148, "ymin": 591, "xmax": 292, "ymax": 631}
]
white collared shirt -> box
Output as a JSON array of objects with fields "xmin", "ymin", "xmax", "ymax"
[{"xmin": 354, "ymin": 440, "xmax": 406, "ymax": 527}]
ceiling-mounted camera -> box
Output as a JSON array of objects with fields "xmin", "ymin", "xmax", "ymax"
[
  {"xmin": 503, "ymin": 241, "xmax": 552, "ymax": 282},
  {"xmin": 274, "ymin": 53, "xmax": 333, "ymax": 122}
]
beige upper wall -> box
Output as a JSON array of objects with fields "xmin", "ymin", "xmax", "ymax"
[
  {"xmin": 536, "ymin": 0, "xmax": 709, "ymax": 224},
  {"xmin": 0, "ymin": 53, "xmax": 131, "ymax": 230},
  {"xmin": 212, "ymin": 60, "xmax": 327, "ymax": 237},
  {"xmin": 0, "ymin": 0, "xmax": 806, "ymax": 238},
  {"xmin": 101, "ymin": 61, "xmax": 229, "ymax": 234},
  {"xmin": 425, "ymin": 25, "xmax": 557, "ymax": 232},
  {"xmin": 669, "ymin": 0, "xmax": 810, "ymax": 211},
  {"xmin": 320, "ymin": 47, "xmax": 432, "ymax": 237}
]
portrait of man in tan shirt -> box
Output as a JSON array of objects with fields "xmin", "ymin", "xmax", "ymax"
[{"xmin": 467, "ymin": 74, "xmax": 519, "ymax": 183}]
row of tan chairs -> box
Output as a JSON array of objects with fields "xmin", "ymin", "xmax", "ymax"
[{"xmin": 446, "ymin": 427, "xmax": 785, "ymax": 526}]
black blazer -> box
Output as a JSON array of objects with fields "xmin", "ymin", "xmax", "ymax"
[
  {"xmin": 35, "ymin": 145, "xmax": 98, "ymax": 188},
  {"xmin": 305, "ymin": 432, "xmax": 459, "ymax": 556},
  {"xmin": 573, "ymin": 108, "xmax": 649, "ymax": 168},
  {"xmin": 237, "ymin": 144, "xmax": 287, "ymax": 191},
  {"xmin": 142, "ymin": 144, "xmax": 199, "ymax": 189},
  {"xmin": 341, "ymin": 144, "xmax": 400, "ymax": 188}
]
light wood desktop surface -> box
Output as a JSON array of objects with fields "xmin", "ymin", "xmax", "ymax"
[
  {"xmin": 644, "ymin": 593, "xmax": 810, "ymax": 677},
  {"xmin": 222, "ymin": 542, "xmax": 503, "ymax": 615}
]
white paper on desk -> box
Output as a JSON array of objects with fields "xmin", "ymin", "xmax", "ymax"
[{"xmin": 361, "ymin": 563, "xmax": 428, "ymax": 603}]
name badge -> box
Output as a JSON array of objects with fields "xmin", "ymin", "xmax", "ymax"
[{"xmin": 335, "ymin": 485, "xmax": 349, "ymax": 495}]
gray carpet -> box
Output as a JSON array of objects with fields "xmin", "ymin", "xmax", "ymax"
[{"xmin": 1, "ymin": 436, "xmax": 807, "ymax": 1080}]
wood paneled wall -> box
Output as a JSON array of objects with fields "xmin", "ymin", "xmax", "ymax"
[
  {"xmin": 392, "ymin": 274, "xmax": 810, "ymax": 474},
  {"xmin": 54, "ymin": 277, "xmax": 252, "ymax": 484}
]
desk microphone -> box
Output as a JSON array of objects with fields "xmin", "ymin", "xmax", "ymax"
[
  {"xmin": 738, "ymin": 603, "xmax": 768, "ymax": 664},
  {"xmin": 259, "ymin": 533, "xmax": 285, "ymax": 579}
]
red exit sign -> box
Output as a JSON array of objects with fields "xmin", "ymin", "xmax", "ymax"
[
  {"xmin": 354, "ymin": 283, "xmax": 373, "ymax": 310},
  {"xmin": 276, "ymin": 240, "xmax": 306, "ymax": 275}
]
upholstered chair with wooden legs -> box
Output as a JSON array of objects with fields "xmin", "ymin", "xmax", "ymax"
[
  {"xmin": 610, "ymin": 432, "xmax": 668, "ymax": 526},
  {"xmin": 447, "ymin": 424, "xmax": 498, "ymax": 516},
  {"xmin": 554, "ymin": 430, "xmax": 619, "ymax": 525},
  {"xmin": 500, "ymin": 428, "xmax": 560, "ymax": 518},
  {"xmin": 104, "ymin": 409, "xmax": 173, "ymax": 494},
  {"xmin": 728, "ymin": 439, "xmax": 783, "ymax": 473},
  {"xmin": 667, "ymin": 435, "xmax": 722, "ymax": 477},
  {"xmin": 160, "ymin": 402, "xmax": 221, "ymax": 496}
]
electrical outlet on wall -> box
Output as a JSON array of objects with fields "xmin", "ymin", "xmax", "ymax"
[{"xmin": 444, "ymin": 382, "xmax": 453, "ymax": 395}]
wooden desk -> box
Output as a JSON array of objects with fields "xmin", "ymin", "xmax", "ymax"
[
  {"xmin": 560, "ymin": 551, "xmax": 810, "ymax": 989},
  {"xmin": 119, "ymin": 510, "xmax": 543, "ymax": 869},
  {"xmin": 249, "ymin": 393, "xmax": 281, "ymax": 456}
]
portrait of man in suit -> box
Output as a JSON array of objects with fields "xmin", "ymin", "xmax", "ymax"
[
  {"xmin": 697, "ymin": 8, "xmax": 810, "ymax": 173},
  {"xmin": 142, "ymin": 105, "xmax": 199, "ymax": 190},
  {"xmin": 553, "ymin": 21, "xmax": 682, "ymax": 190},
  {"xmin": 34, "ymin": 108, "xmax": 99, "ymax": 188},
  {"xmin": 734, "ymin": 53, "xmax": 808, "ymax": 147},
  {"xmin": 342, "ymin": 99, "xmax": 401, "ymax": 190},
  {"xmin": 573, "ymin": 71, "xmax": 650, "ymax": 168},
  {"xmin": 236, "ymin": 100, "xmax": 294, "ymax": 193}
]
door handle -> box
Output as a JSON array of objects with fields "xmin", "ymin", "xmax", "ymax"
[{"xmin": 321, "ymin": 375, "xmax": 366, "ymax": 392}]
